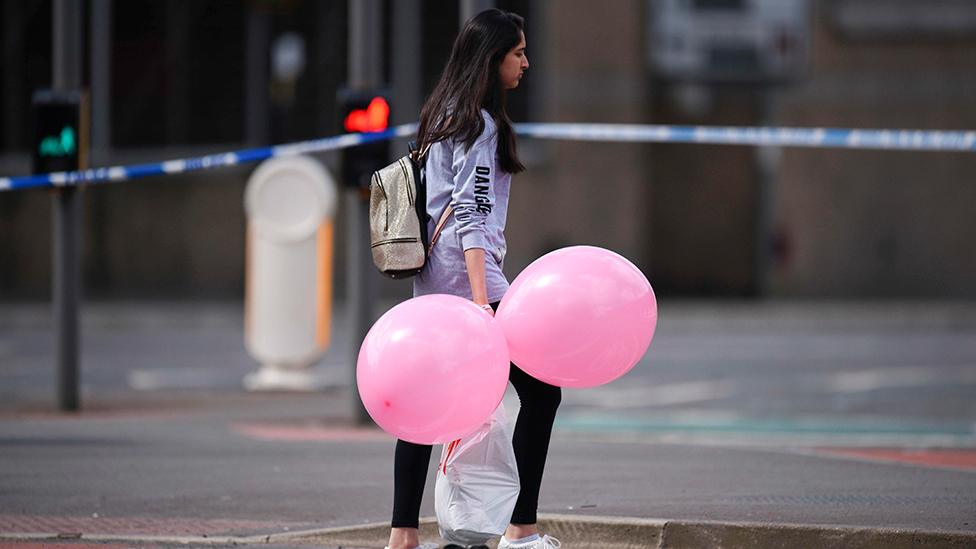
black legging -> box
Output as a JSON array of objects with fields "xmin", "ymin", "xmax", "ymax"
[{"xmin": 391, "ymin": 304, "xmax": 562, "ymax": 528}]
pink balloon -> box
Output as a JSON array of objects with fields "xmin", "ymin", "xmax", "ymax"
[
  {"xmin": 496, "ymin": 246, "xmax": 657, "ymax": 388},
  {"xmin": 357, "ymin": 294, "xmax": 510, "ymax": 444}
]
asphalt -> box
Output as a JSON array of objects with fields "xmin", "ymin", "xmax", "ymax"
[{"xmin": 1, "ymin": 299, "xmax": 975, "ymax": 548}]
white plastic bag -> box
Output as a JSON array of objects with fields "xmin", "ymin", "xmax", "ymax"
[{"xmin": 435, "ymin": 405, "xmax": 520, "ymax": 545}]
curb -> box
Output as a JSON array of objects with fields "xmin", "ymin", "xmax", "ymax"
[
  {"xmin": 275, "ymin": 514, "xmax": 976, "ymax": 548},
  {"xmin": 2, "ymin": 514, "xmax": 974, "ymax": 548}
]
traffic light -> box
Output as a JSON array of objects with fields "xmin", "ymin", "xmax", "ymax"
[
  {"xmin": 338, "ymin": 88, "xmax": 391, "ymax": 189},
  {"xmin": 32, "ymin": 90, "xmax": 87, "ymax": 175}
]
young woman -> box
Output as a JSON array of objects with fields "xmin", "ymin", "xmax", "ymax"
[{"xmin": 385, "ymin": 9, "xmax": 562, "ymax": 549}]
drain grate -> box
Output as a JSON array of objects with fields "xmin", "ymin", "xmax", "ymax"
[{"xmin": 724, "ymin": 494, "xmax": 975, "ymax": 506}]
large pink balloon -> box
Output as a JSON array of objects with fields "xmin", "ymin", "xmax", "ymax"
[
  {"xmin": 357, "ymin": 294, "xmax": 510, "ymax": 444},
  {"xmin": 496, "ymin": 246, "xmax": 657, "ymax": 388}
]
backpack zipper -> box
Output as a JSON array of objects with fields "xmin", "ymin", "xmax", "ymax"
[
  {"xmin": 398, "ymin": 158, "xmax": 414, "ymax": 205},
  {"xmin": 373, "ymin": 172, "xmax": 389, "ymax": 231},
  {"xmin": 371, "ymin": 237, "xmax": 419, "ymax": 248}
]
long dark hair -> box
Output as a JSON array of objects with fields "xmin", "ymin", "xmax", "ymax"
[{"xmin": 416, "ymin": 9, "xmax": 525, "ymax": 174}]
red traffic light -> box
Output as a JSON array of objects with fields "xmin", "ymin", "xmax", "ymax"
[{"xmin": 344, "ymin": 96, "xmax": 390, "ymax": 133}]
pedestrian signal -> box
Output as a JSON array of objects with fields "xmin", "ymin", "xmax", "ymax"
[
  {"xmin": 32, "ymin": 90, "xmax": 87, "ymax": 175},
  {"xmin": 338, "ymin": 88, "xmax": 391, "ymax": 189}
]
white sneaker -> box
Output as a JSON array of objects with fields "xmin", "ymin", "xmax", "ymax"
[
  {"xmin": 382, "ymin": 544, "xmax": 439, "ymax": 549},
  {"xmin": 497, "ymin": 534, "xmax": 562, "ymax": 548}
]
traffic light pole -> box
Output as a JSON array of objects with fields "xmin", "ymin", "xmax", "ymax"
[
  {"xmin": 348, "ymin": 0, "xmax": 382, "ymax": 425},
  {"xmin": 52, "ymin": 0, "xmax": 83, "ymax": 412},
  {"xmin": 460, "ymin": 0, "xmax": 494, "ymax": 25}
]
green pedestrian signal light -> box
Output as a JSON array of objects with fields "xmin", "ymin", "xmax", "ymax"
[
  {"xmin": 32, "ymin": 89, "xmax": 87, "ymax": 175},
  {"xmin": 39, "ymin": 126, "xmax": 77, "ymax": 158}
]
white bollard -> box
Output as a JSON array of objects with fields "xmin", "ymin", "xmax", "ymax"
[{"xmin": 243, "ymin": 155, "xmax": 338, "ymax": 391}]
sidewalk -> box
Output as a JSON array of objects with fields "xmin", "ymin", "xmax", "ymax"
[
  {"xmin": 1, "ymin": 300, "xmax": 975, "ymax": 547},
  {"xmin": 0, "ymin": 389, "xmax": 974, "ymax": 548}
]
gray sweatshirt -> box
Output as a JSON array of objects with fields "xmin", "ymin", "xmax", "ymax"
[{"xmin": 413, "ymin": 110, "xmax": 512, "ymax": 303}]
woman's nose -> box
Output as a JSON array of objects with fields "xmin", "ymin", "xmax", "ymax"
[{"xmin": 522, "ymin": 56, "xmax": 529, "ymax": 70}]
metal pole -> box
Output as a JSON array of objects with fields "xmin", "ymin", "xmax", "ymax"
[
  {"xmin": 245, "ymin": 5, "xmax": 271, "ymax": 146},
  {"xmin": 348, "ymin": 0, "xmax": 382, "ymax": 424},
  {"xmin": 349, "ymin": 0, "xmax": 382, "ymax": 88},
  {"xmin": 392, "ymin": 0, "xmax": 421, "ymax": 124},
  {"xmin": 460, "ymin": 0, "xmax": 494, "ymax": 26},
  {"xmin": 52, "ymin": 0, "xmax": 83, "ymax": 412},
  {"xmin": 90, "ymin": 0, "xmax": 111, "ymax": 164}
]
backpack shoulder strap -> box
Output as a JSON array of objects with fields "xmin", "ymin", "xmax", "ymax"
[
  {"xmin": 409, "ymin": 141, "xmax": 432, "ymax": 163},
  {"xmin": 428, "ymin": 205, "xmax": 453, "ymax": 256}
]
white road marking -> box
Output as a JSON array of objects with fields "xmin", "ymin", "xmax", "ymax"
[
  {"xmin": 824, "ymin": 366, "xmax": 976, "ymax": 393},
  {"xmin": 551, "ymin": 364, "xmax": 976, "ymax": 412},
  {"xmin": 562, "ymin": 380, "xmax": 738, "ymax": 408}
]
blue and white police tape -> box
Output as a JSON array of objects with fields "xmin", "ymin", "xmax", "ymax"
[
  {"xmin": 516, "ymin": 123, "xmax": 976, "ymax": 151},
  {"xmin": 0, "ymin": 124, "xmax": 416, "ymax": 192},
  {"xmin": 2, "ymin": 123, "xmax": 974, "ymax": 192}
]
